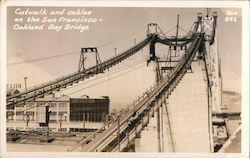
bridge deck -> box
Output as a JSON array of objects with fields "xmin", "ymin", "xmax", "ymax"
[{"xmin": 137, "ymin": 60, "xmax": 210, "ymax": 152}]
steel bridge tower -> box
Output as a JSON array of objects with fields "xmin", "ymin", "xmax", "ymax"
[
  {"xmin": 203, "ymin": 12, "xmax": 223, "ymax": 113},
  {"xmin": 202, "ymin": 11, "xmax": 226, "ymax": 152}
]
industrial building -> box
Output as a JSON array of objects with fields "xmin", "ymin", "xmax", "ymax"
[{"xmin": 6, "ymin": 94, "xmax": 110, "ymax": 133}]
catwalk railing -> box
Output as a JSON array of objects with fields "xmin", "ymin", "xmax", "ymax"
[
  {"xmin": 7, "ymin": 34, "xmax": 156, "ymax": 108},
  {"xmin": 77, "ymin": 33, "xmax": 203, "ymax": 152},
  {"xmin": 7, "ymin": 13, "xmax": 205, "ymax": 109}
]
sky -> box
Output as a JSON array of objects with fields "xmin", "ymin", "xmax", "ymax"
[{"xmin": 6, "ymin": 7, "xmax": 242, "ymax": 111}]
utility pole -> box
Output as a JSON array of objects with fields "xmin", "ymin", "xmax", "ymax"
[
  {"xmin": 117, "ymin": 114, "xmax": 121, "ymax": 152},
  {"xmin": 59, "ymin": 114, "xmax": 62, "ymax": 128},
  {"xmin": 134, "ymin": 38, "xmax": 137, "ymax": 45},
  {"xmin": 83, "ymin": 113, "xmax": 85, "ymax": 132},
  {"xmin": 155, "ymin": 57, "xmax": 163, "ymax": 152},
  {"xmin": 26, "ymin": 113, "xmax": 30, "ymax": 127},
  {"xmin": 59, "ymin": 113, "xmax": 67, "ymax": 128},
  {"xmin": 160, "ymin": 97, "xmax": 164, "ymax": 152},
  {"xmin": 114, "ymin": 48, "xmax": 117, "ymax": 56},
  {"xmin": 87, "ymin": 113, "xmax": 89, "ymax": 122},
  {"xmin": 24, "ymin": 77, "xmax": 28, "ymax": 91},
  {"xmin": 156, "ymin": 102, "xmax": 161, "ymax": 152}
]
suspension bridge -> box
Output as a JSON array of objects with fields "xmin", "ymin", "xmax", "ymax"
[{"xmin": 7, "ymin": 11, "xmax": 232, "ymax": 152}]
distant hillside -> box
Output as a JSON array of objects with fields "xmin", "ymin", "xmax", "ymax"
[{"xmin": 222, "ymin": 91, "xmax": 241, "ymax": 112}]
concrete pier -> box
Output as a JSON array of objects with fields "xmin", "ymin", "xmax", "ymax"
[{"xmin": 137, "ymin": 60, "xmax": 210, "ymax": 152}]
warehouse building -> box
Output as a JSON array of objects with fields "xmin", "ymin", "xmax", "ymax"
[{"xmin": 6, "ymin": 94, "xmax": 110, "ymax": 133}]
